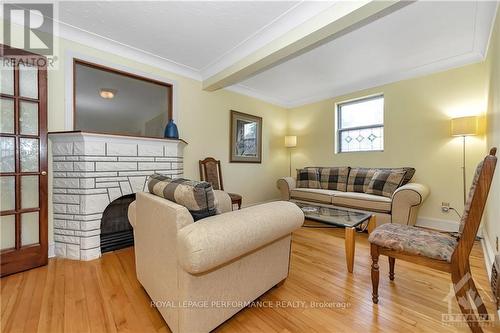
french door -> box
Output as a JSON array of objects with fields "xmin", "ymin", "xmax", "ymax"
[{"xmin": 1, "ymin": 45, "xmax": 48, "ymax": 277}]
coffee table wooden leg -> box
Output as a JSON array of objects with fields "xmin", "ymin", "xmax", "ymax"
[
  {"xmin": 368, "ymin": 215, "xmax": 376, "ymax": 235},
  {"xmin": 345, "ymin": 227, "xmax": 355, "ymax": 273}
]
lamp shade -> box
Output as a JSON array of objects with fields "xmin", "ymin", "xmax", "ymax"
[
  {"xmin": 285, "ymin": 135, "xmax": 297, "ymax": 148},
  {"xmin": 451, "ymin": 116, "xmax": 479, "ymax": 136}
]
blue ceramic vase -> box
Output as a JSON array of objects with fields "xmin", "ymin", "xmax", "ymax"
[{"xmin": 164, "ymin": 119, "xmax": 179, "ymax": 139}]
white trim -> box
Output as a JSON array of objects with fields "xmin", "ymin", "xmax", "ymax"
[
  {"xmin": 225, "ymin": 84, "xmax": 290, "ymax": 108},
  {"xmin": 56, "ymin": 20, "xmax": 201, "ymax": 81},
  {"xmin": 48, "ymin": 242, "xmax": 55, "ymax": 258},
  {"xmin": 481, "ymin": 228, "xmax": 495, "ymax": 281},
  {"xmin": 200, "ymin": 1, "xmax": 337, "ymax": 79},
  {"xmin": 479, "ymin": 228, "xmax": 500, "ymax": 319},
  {"xmin": 64, "ymin": 50, "xmax": 180, "ymax": 131},
  {"xmin": 415, "ymin": 217, "xmax": 460, "ymax": 232},
  {"xmin": 227, "ymin": 1, "xmax": 498, "ymax": 109}
]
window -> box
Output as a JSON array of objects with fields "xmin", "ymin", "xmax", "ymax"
[{"xmin": 337, "ymin": 95, "xmax": 384, "ymax": 153}]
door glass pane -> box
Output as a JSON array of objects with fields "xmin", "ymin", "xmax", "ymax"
[
  {"xmin": 0, "ymin": 176, "xmax": 15, "ymax": 211},
  {"xmin": 20, "ymin": 101, "xmax": 39, "ymax": 135},
  {"xmin": 20, "ymin": 138, "xmax": 39, "ymax": 172},
  {"xmin": 0, "ymin": 98, "xmax": 15, "ymax": 134},
  {"xmin": 21, "ymin": 176, "xmax": 39, "ymax": 209},
  {"xmin": 19, "ymin": 63, "xmax": 38, "ymax": 99},
  {"xmin": 21, "ymin": 212, "xmax": 39, "ymax": 246},
  {"xmin": 0, "ymin": 61, "xmax": 14, "ymax": 95},
  {"xmin": 0, "ymin": 136, "xmax": 15, "ymax": 172},
  {"xmin": 0, "ymin": 215, "xmax": 15, "ymax": 250}
]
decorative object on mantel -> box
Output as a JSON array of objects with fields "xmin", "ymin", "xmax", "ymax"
[
  {"xmin": 164, "ymin": 119, "xmax": 179, "ymax": 139},
  {"xmin": 285, "ymin": 135, "xmax": 297, "ymax": 176},
  {"xmin": 199, "ymin": 157, "xmax": 242, "ymax": 210},
  {"xmin": 230, "ymin": 110, "xmax": 262, "ymax": 163},
  {"xmin": 451, "ymin": 115, "xmax": 479, "ymax": 204}
]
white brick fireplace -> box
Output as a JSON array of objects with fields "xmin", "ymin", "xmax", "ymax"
[{"xmin": 48, "ymin": 132, "xmax": 186, "ymax": 261}]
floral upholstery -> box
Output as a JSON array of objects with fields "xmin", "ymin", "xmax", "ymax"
[
  {"xmin": 368, "ymin": 223, "xmax": 457, "ymax": 262},
  {"xmin": 458, "ymin": 161, "xmax": 484, "ymax": 237}
]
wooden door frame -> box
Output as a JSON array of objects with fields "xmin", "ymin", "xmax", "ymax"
[
  {"xmin": 72, "ymin": 59, "xmax": 174, "ymax": 135},
  {"xmin": 0, "ymin": 44, "xmax": 48, "ymax": 277}
]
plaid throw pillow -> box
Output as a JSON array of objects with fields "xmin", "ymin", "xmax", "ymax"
[
  {"xmin": 346, "ymin": 168, "xmax": 377, "ymax": 193},
  {"xmin": 317, "ymin": 167, "xmax": 350, "ymax": 191},
  {"xmin": 366, "ymin": 170, "xmax": 406, "ymax": 197},
  {"xmin": 148, "ymin": 173, "xmax": 217, "ymax": 221},
  {"xmin": 296, "ymin": 168, "xmax": 320, "ymax": 189},
  {"xmin": 375, "ymin": 167, "xmax": 415, "ymax": 185}
]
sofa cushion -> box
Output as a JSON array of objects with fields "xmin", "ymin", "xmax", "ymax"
[
  {"xmin": 366, "ymin": 170, "xmax": 406, "ymax": 198},
  {"xmin": 290, "ymin": 188, "xmax": 335, "ymax": 204},
  {"xmin": 332, "ymin": 191, "xmax": 392, "ymax": 213},
  {"xmin": 317, "ymin": 167, "xmax": 350, "ymax": 191},
  {"xmin": 368, "ymin": 223, "xmax": 457, "ymax": 262},
  {"xmin": 296, "ymin": 168, "xmax": 320, "ymax": 189},
  {"xmin": 147, "ymin": 173, "xmax": 217, "ymax": 221},
  {"xmin": 376, "ymin": 167, "xmax": 416, "ymax": 185},
  {"xmin": 346, "ymin": 168, "xmax": 378, "ymax": 193}
]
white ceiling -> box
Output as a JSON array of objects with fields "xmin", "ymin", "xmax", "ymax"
[
  {"xmin": 26, "ymin": 1, "xmax": 500, "ymax": 108},
  {"xmin": 234, "ymin": 1, "xmax": 498, "ymax": 107},
  {"xmin": 59, "ymin": 1, "xmax": 299, "ymax": 70}
]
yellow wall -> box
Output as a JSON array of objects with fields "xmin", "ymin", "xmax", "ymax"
[
  {"xmin": 484, "ymin": 9, "xmax": 500, "ymax": 255},
  {"xmin": 12, "ymin": 34, "xmax": 288, "ymax": 244},
  {"xmin": 288, "ymin": 63, "xmax": 489, "ymax": 227}
]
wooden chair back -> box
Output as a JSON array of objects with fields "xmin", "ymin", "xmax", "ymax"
[
  {"xmin": 199, "ymin": 157, "xmax": 224, "ymax": 191},
  {"xmin": 452, "ymin": 147, "xmax": 497, "ymax": 267}
]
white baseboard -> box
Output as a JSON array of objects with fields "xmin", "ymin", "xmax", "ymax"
[
  {"xmin": 480, "ymin": 229, "xmax": 500, "ymax": 319},
  {"xmin": 416, "ymin": 217, "xmax": 459, "ymax": 232},
  {"xmin": 48, "ymin": 242, "xmax": 55, "ymax": 258},
  {"xmin": 481, "ymin": 228, "xmax": 495, "ymax": 280}
]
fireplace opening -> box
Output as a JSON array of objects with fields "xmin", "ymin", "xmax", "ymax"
[{"xmin": 100, "ymin": 194, "xmax": 135, "ymax": 253}]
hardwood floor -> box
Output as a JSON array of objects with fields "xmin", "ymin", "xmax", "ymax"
[{"xmin": 1, "ymin": 227, "xmax": 498, "ymax": 332}]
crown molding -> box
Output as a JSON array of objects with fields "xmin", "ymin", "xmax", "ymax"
[
  {"xmin": 200, "ymin": 1, "xmax": 337, "ymax": 80},
  {"xmin": 229, "ymin": 1, "xmax": 497, "ymax": 109},
  {"xmin": 56, "ymin": 22, "xmax": 201, "ymax": 81},
  {"xmin": 225, "ymin": 84, "xmax": 291, "ymax": 108}
]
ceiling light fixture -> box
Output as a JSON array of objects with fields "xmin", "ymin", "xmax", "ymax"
[{"xmin": 99, "ymin": 88, "xmax": 116, "ymax": 99}]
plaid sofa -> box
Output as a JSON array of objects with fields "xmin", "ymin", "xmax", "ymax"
[{"xmin": 277, "ymin": 167, "xmax": 429, "ymax": 226}]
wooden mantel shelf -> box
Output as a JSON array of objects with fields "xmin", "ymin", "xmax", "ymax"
[{"xmin": 48, "ymin": 130, "xmax": 188, "ymax": 145}]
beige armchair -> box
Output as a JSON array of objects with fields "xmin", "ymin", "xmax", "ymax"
[{"xmin": 128, "ymin": 191, "xmax": 304, "ymax": 333}]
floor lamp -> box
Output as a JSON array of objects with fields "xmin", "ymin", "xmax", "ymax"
[
  {"xmin": 451, "ymin": 116, "xmax": 479, "ymax": 204},
  {"xmin": 285, "ymin": 136, "xmax": 297, "ymax": 176}
]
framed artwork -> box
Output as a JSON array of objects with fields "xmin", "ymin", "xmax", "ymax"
[{"xmin": 230, "ymin": 110, "xmax": 262, "ymax": 163}]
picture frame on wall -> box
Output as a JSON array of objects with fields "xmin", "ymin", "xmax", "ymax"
[{"xmin": 230, "ymin": 110, "xmax": 262, "ymax": 163}]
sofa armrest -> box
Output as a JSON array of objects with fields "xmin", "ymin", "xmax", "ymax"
[
  {"xmin": 177, "ymin": 201, "xmax": 304, "ymax": 274},
  {"xmin": 276, "ymin": 177, "xmax": 296, "ymax": 200},
  {"xmin": 392, "ymin": 183, "xmax": 430, "ymax": 226},
  {"xmin": 214, "ymin": 190, "xmax": 232, "ymax": 214}
]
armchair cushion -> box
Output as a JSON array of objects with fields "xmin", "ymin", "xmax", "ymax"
[
  {"xmin": 368, "ymin": 224, "xmax": 457, "ymax": 262},
  {"xmin": 177, "ymin": 201, "xmax": 304, "ymax": 274},
  {"xmin": 148, "ymin": 173, "xmax": 217, "ymax": 221}
]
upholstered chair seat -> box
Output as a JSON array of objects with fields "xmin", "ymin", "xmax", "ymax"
[{"xmin": 368, "ymin": 224, "xmax": 458, "ymax": 262}]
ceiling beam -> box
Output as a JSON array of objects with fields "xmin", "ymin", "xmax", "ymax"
[{"xmin": 202, "ymin": 0, "xmax": 410, "ymax": 91}]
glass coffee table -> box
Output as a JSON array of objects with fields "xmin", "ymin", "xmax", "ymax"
[{"xmin": 295, "ymin": 202, "xmax": 376, "ymax": 273}]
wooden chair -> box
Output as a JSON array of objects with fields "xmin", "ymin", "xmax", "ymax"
[
  {"xmin": 199, "ymin": 157, "xmax": 242, "ymax": 210},
  {"xmin": 369, "ymin": 148, "xmax": 497, "ymax": 333}
]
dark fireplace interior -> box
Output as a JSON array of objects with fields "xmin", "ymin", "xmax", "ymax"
[{"xmin": 100, "ymin": 194, "xmax": 135, "ymax": 253}]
